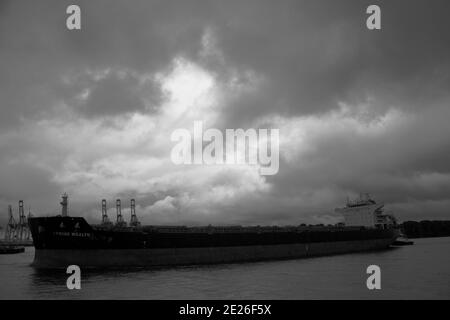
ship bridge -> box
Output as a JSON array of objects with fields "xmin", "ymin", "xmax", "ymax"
[{"xmin": 335, "ymin": 193, "xmax": 396, "ymax": 229}]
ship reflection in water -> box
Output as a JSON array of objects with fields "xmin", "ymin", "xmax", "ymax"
[{"xmin": 0, "ymin": 238, "xmax": 448, "ymax": 299}]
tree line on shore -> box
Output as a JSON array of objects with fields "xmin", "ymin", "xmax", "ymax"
[{"xmin": 400, "ymin": 220, "xmax": 450, "ymax": 238}]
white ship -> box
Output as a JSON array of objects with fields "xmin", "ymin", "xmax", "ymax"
[{"xmin": 335, "ymin": 193, "xmax": 397, "ymax": 229}]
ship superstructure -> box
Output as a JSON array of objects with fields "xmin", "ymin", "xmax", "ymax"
[{"xmin": 335, "ymin": 193, "xmax": 397, "ymax": 229}]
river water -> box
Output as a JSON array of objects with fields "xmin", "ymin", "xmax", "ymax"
[{"xmin": 1, "ymin": 237, "xmax": 449, "ymax": 299}]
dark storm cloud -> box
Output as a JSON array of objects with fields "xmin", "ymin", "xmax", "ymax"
[
  {"xmin": 0, "ymin": 0, "xmax": 212, "ymax": 126},
  {"xmin": 63, "ymin": 70, "xmax": 162, "ymax": 117},
  {"xmin": 83, "ymin": 73, "xmax": 145, "ymax": 116},
  {"xmin": 0, "ymin": 162, "xmax": 61, "ymax": 201},
  {"xmin": 0, "ymin": 160, "xmax": 62, "ymax": 219},
  {"xmin": 2, "ymin": 0, "xmax": 449, "ymax": 124},
  {"xmin": 1, "ymin": 0, "xmax": 450, "ymax": 225},
  {"xmin": 204, "ymin": 0, "xmax": 450, "ymax": 126}
]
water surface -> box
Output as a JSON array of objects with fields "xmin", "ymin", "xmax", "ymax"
[{"xmin": 1, "ymin": 237, "xmax": 449, "ymax": 299}]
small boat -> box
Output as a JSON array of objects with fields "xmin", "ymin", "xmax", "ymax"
[
  {"xmin": 0, "ymin": 245, "xmax": 25, "ymax": 254},
  {"xmin": 392, "ymin": 235, "xmax": 414, "ymax": 246}
]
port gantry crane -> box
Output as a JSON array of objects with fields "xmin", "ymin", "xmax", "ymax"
[
  {"xmin": 4, "ymin": 200, "xmax": 31, "ymax": 241},
  {"xmin": 100, "ymin": 198, "xmax": 139, "ymax": 228},
  {"xmin": 101, "ymin": 199, "xmax": 113, "ymax": 227},
  {"xmin": 115, "ymin": 199, "xmax": 127, "ymax": 228},
  {"xmin": 129, "ymin": 198, "xmax": 140, "ymax": 227}
]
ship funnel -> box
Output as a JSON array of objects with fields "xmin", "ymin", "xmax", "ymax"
[{"xmin": 60, "ymin": 193, "xmax": 68, "ymax": 217}]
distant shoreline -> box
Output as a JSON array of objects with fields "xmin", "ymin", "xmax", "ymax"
[{"xmin": 400, "ymin": 220, "xmax": 450, "ymax": 239}]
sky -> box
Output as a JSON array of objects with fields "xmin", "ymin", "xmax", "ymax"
[{"xmin": 1, "ymin": 0, "xmax": 450, "ymax": 226}]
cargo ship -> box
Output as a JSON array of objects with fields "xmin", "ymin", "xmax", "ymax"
[{"xmin": 28, "ymin": 193, "xmax": 399, "ymax": 268}]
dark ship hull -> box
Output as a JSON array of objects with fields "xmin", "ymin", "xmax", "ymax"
[{"xmin": 28, "ymin": 216, "xmax": 399, "ymax": 268}]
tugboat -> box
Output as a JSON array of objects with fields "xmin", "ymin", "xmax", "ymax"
[{"xmin": 392, "ymin": 234, "xmax": 414, "ymax": 246}]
